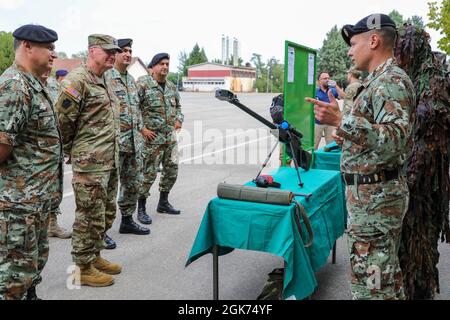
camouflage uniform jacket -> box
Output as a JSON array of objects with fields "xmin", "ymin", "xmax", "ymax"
[
  {"xmin": 336, "ymin": 58, "xmax": 415, "ymax": 175},
  {"xmin": 343, "ymin": 80, "xmax": 363, "ymax": 114},
  {"xmin": 46, "ymin": 76, "xmax": 60, "ymax": 103},
  {"xmin": 137, "ymin": 75, "xmax": 184, "ymax": 145},
  {"xmin": 0, "ymin": 64, "xmax": 63, "ymax": 212},
  {"xmin": 105, "ymin": 68, "xmax": 144, "ymax": 155},
  {"xmin": 55, "ymin": 64, "xmax": 120, "ymax": 173}
]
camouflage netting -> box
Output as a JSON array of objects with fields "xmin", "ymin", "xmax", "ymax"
[{"xmin": 395, "ymin": 25, "xmax": 450, "ymax": 300}]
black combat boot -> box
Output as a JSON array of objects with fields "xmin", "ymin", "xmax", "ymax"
[
  {"xmin": 137, "ymin": 198, "xmax": 152, "ymax": 225},
  {"xmin": 157, "ymin": 192, "xmax": 181, "ymax": 215},
  {"xmin": 119, "ymin": 215, "xmax": 150, "ymax": 235},
  {"xmin": 26, "ymin": 286, "xmax": 41, "ymax": 300},
  {"xmin": 104, "ymin": 234, "xmax": 116, "ymax": 250}
]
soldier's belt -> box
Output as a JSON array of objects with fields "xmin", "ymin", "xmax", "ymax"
[{"xmin": 342, "ymin": 168, "xmax": 399, "ymax": 185}]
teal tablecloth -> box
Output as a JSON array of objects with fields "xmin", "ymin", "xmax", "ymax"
[
  {"xmin": 186, "ymin": 167, "xmax": 346, "ymax": 300},
  {"xmin": 313, "ymin": 141, "xmax": 341, "ymax": 171},
  {"xmin": 313, "ymin": 142, "xmax": 348, "ymax": 220}
]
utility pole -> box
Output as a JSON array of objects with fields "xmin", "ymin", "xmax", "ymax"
[
  {"xmin": 266, "ymin": 57, "xmax": 274, "ymax": 93},
  {"xmin": 270, "ymin": 75, "xmax": 273, "ymax": 93}
]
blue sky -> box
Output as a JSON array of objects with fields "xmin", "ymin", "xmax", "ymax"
[{"xmin": 0, "ymin": 0, "xmax": 444, "ymax": 69}]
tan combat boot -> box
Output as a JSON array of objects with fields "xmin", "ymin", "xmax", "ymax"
[
  {"xmin": 93, "ymin": 254, "xmax": 122, "ymax": 275},
  {"xmin": 77, "ymin": 263, "xmax": 114, "ymax": 287},
  {"xmin": 48, "ymin": 212, "xmax": 72, "ymax": 239}
]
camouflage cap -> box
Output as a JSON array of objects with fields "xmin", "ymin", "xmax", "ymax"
[{"xmin": 88, "ymin": 34, "xmax": 122, "ymax": 52}]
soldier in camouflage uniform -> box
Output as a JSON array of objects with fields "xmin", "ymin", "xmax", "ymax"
[
  {"xmin": 55, "ymin": 34, "xmax": 123, "ymax": 287},
  {"xmin": 306, "ymin": 14, "xmax": 415, "ymax": 299},
  {"xmin": 332, "ymin": 69, "xmax": 364, "ymax": 146},
  {"xmin": 137, "ymin": 53, "xmax": 184, "ymax": 220},
  {"xmin": 45, "ymin": 70, "xmax": 67, "ymax": 102},
  {"xmin": 343, "ymin": 68, "xmax": 363, "ymax": 114},
  {"xmin": 46, "ymin": 75, "xmax": 59, "ymax": 102},
  {"xmin": 55, "ymin": 69, "xmax": 68, "ymax": 81},
  {"xmin": 40, "ymin": 69, "xmax": 72, "ymax": 240},
  {"xmin": 47, "ymin": 70, "xmax": 68, "ymax": 101},
  {"xmin": 104, "ymin": 38, "xmax": 150, "ymax": 238},
  {"xmin": 0, "ymin": 25, "xmax": 63, "ymax": 300}
]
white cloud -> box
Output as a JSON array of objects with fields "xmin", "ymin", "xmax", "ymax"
[
  {"xmin": 0, "ymin": 0, "xmax": 24, "ymax": 10},
  {"xmin": 64, "ymin": 6, "xmax": 82, "ymax": 31}
]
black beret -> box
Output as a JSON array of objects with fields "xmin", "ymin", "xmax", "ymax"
[
  {"xmin": 148, "ymin": 53, "xmax": 170, "ymax": 68},
  {"xmin": 341, "ymin": 14, "xmax": 396, "ymax": 45},
  {"xmin": 13, "ymin": 24, "xmax": 58, "ymax": 43},
  {"xmin": 118, "ymin": 38, "xmax": 133, "ymax": 48}
]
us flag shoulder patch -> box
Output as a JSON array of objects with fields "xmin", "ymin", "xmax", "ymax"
[{"xmin": 65, "ymin": 86, "xmax": 80, "ymax": 100}]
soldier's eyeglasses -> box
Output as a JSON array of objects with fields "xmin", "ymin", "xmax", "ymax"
[
  {"xmin": 103, "ymin": 49, "xmax": 118, "ymax": 55},
  {"xmin": 91, "ymin": 46, "xmax": 118, "ymax": 56}
]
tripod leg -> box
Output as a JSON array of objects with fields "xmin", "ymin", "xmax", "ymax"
[
  {"xmin": 288, "ymin": 140, "xmax": 304, "ymax": 188},
  {"xmin": 254, "ymin": 140, "xmax": 279, "ymax": 181}
]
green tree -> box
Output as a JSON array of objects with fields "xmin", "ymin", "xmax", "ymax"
[
  {"xmin": 388, "ymin": 10, "xmax": 405, "ymax": 27},
  {"xmin": 428, "ymin": 0, "xmax": 450, "ymax": 54},
  {"xmin": 254, "ymin": 74, "xmax": 268, "ymax": 93},
  {"xmin": 71, "ymin": 50, "xmax": 88, "ymax": 61},
  {"xmin": 185, "ymin": 44, "xmax": 208, "ymax": 67},
  {"xmin": 57, "ymin": 51, "xmax": 68, "ymax": 59},
  {"xmin": 251, "ymin": 53, "xmax": 267, "ymax": 92},
  {"xmin": 200, "ymin": 48, "xmax": 208, "ymax": 62},
  {"xmin": 178, "ymin": 44, "xmax": 208, "ymax": 76},
  {"xmin": 178, "ymin": 51, "xmax": 188, "ymax": 76},
  {"xmin": 251, "ymin": 55, "xmax": 284, "ymax": 93},
  {"xmin": 167, "ymin": 72, "xmax": 182, "ymax": 89},
  {"xmin": 389, "ymin": 10, "xmax": 426, "ymax": 29},
  {"xmin": 0, "ymin": 31, "xmax": 14, "ymax": 75},
  {"xmin": 317, "ymin": 25, "xmax": 352, "ymax": 86},
  {"xmin": 226, "ymin": 55, "xmax": 243, "ymax": 66},
  {"xmin": 211, "ymin": 58, "xmax": 223, "ymax": 64},
  {"xmin": 267, "ymin": 58, "xmax": 284, "ymax": 93},
  {"xmin": 406, "ymin": 15, "xmax": 426, "ymax": 29},
  {"xmin": 251, "ymin": 53, "xmax": 265, "ymax": 74}
]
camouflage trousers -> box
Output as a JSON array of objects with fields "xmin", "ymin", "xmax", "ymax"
[
  {"xmin": 346, "ymin": 176, "xmax": 409, "ymax": 300},
  {"xmin": 139, "ymin": 142, "xmax": 179, "ymax": 199},
  {"xmin": 71, "ymin": 170, "xmax": 118, "ymax": 266},
  {"xmin": 0, "ymin": 201, "xmax": 51, "ymax": 300},
  {"xmin": 118, "ymin": 152, "xmax": 142, "ymax": 217}
]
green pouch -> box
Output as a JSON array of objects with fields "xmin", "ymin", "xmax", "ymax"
[{"xmin": 217, "ymin": 183, "xmax": 293, "ymax": 205}]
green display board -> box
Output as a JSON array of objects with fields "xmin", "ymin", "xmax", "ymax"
[{"xmin": 283, "ymin": 41, "xmax": 317, "ymax": 165}]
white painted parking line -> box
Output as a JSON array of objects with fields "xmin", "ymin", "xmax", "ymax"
[
  {"xmin": 179, "ymin": 135, "xmax": 271, "ymax": 163},
  {"xmin": 62, "ymin": 134, "xmax": 272, "ymax": 198}
]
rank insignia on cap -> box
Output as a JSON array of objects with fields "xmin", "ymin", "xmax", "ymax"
[{"xmin": 64, "ymin": 86, "xmax": 80, "ymax": 100}]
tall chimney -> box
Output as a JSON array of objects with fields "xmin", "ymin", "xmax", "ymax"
[
  {"xmin": 221, "ymin": 35, "xmax": 226, "ymax": 65},
  {"xmin": 226, "ymin": 36, "xmax": 230, "ymax": 65},
  {"xmin": 233, "ymin": 38, "xmax": 238, "ymax": 67}
]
